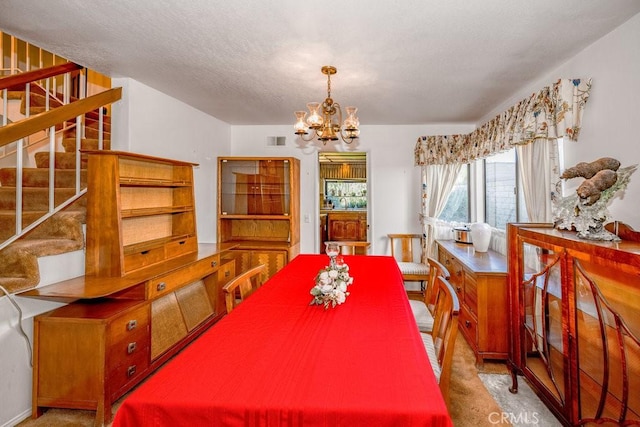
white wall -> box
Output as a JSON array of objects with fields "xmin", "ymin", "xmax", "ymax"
[
  {"xmin": 111, "ymin": 78, "xmax": 232, "ymax": 242},
  {"xmin": 480, "ymin": 13, "xmax": 640, "ymax": 229},
  {"xmin": 0, "ymin": 79, "xmax": 232, "ymax": 427},
  {"xmin": 230, "ymin": 124, "xmax": 474, "ymax": 255}
]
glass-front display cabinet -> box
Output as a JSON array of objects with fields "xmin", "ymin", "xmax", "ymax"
[
  {"xmin": 507, "ymin": 223, "xmax": 640, "ymax": 426},
  {"xmin": 217, "ymin": 157, "xmax": 300, "ymax": 280}
]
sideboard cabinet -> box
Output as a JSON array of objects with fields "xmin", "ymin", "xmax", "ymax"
[
  {"xmin": 218, "ymin": 157, "xmax": 300, "ymax": 280},
  {"xmin": 24, "ymin": 151, "xmax": 238, "ymax": 426},
  {"xmin": 437, "ymin": 240, "xmax": 509, "ymax": 366},
  {"xmin": 507, "ymin": 223, "xmax": 640, "ymax": 425}
]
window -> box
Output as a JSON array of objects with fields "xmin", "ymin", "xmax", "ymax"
[
  {"xmin": 484, "ymin": 149, "xmax": 527, "ymax": 229},
  {"xmin": 435, "ymin": 147, "xmax": 533, "ymax": 230},
  {"xmin": 438, "ymin": 165, "xmax": 469, "ymax": 223}
]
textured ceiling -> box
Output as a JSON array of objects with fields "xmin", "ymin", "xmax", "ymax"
[{"xmin": 1, "ymin": 1, "xmax": 639, "ymax": 126}]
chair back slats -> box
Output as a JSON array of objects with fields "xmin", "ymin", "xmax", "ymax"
[
  {"xmin": 325, "ymin": 241, "xmax": 371, "ymax": 255},
  {"xmin": 387, "ymin": 234, "xmax": 422, "ymax": 262},
  {"xmin": 424, "ymin": 257, "xmax": 451, "ymax": 313},
  {"xmin": 222, "ymin": 264, "xmax": 267, "ymax": 313},
  {"xmin": 430, "ymin": 276, "xmax": 460, "ymax": 406}
]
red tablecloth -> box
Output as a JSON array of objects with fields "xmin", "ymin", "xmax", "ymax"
[{"xmin": 113, "ymin": 254, "xmax": 452, "ymax": 427}]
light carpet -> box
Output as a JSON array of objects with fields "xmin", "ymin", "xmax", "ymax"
[{"xmin": 478, "ymin": 373, "xmax": 561, "ymax": 426}]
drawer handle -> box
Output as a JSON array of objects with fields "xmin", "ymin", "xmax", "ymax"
[
  {"xmin": 456, "ymin": 287, "xmax": 462, "ymax": 293},
  {"xmin": 157, "ymin": 282, "xmax": 166, "ymax": 291},
  {"xmin": 127, "ymin": 342, "xmax": 137, "ymax": 354},
  {"xmin": 178, "ymin": 240, "xmax": 186, "ymax": 245},
  {"xmin": 140, "ymin": 250, "xmax": 149, "ymax": 255},
  {"xmin": 465, "ymin": 320, "xmax": 471, "ymax": 328},
  {"xmin": 224, "ymin": 270, "xmax": 231, "ymax": 277},
  {"xmin": 211, "ymin": 260, "xmax": 218, "ymax": 267},
  {"xmin": 127, "ymin": 320, "xmax": 137, "ymax": 331},
  {"xmin": 127, "ymin": 365, "xmax": 137, "ymax": 377}
]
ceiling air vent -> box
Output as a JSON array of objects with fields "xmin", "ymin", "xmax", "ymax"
[{"xmin": 266, "ymin": 136, "xmax": 286, "ymax": 146}]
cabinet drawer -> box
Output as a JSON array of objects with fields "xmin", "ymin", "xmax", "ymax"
[
  {"xmin": 107, "ymin": 346, "xmax": 150, "ymax": 398},
  {"xmin": 148, "ymin": 255, "xmax": 220, "ymax": 299},
  {"xmin": 464, "ymin": 273, "xmax": 478, "ymax": 315},
  {"xmin": 108, "ymin": 304, "xmax": 150, "ymax": 345},
  {"xmin": 124, "ymin": 245, "xmax": 165, "ymax": 273},
  {"xmin": 165, "ymin": 236, "xmax": 198, "ymax": 258},
  {"xmin": 459, "ymin": 305, "xmax": 478, "ymax": 348},
  {"xmin": 218, "ymin": 259, "xmax": 236, "ymax": 285}
]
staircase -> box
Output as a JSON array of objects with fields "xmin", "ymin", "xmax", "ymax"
[{"xmin": 0, "ymin": 73, "xmax": 114, "ymax": 294}]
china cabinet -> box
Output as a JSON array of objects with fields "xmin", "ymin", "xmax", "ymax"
[
  {"xmin": 218, "ymin": 157, "xmax": 300, "ymax": 280},
  {"xmin": 507, "ymin": 223, "xmax": 640, "ymax": 426},
  {"xmin": 437, "ymin": 240, "xmax": 509, "ymax": 365}
]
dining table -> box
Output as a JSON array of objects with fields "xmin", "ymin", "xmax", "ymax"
[{"xmin": 112, "ymin": 254, "xmax": 452, "ymax": 427}]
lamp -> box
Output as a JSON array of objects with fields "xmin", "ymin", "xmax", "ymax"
[{"xmin": 294, "ymin": 66, "xmax": 360, "ymax": 144}]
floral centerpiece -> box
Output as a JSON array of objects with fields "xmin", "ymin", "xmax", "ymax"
[{"xmin": 310, "ymin": 262, "xmax": 354, "ymax": 309}]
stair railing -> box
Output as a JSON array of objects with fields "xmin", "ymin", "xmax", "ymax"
[
  {"xmin": 0, "ymin": 63, "xmax": 121, "ymax": 251},
  {"xmin": 1, "ymin": 62, "xmax": 83, "ymax": 158}
]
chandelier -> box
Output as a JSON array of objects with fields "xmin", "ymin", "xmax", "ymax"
[{"xmin": 294, "ymin": 65, "xmax": 360, "ymax": 144}]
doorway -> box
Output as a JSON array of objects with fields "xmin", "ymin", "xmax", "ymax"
[{"xmin": 317, "ymin": 152, "xmax": 369, "ymax": 253}]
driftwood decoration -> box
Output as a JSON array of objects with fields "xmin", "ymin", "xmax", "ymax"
[{"xmin": 553, "ymin": 157, "xmax": 637, "ymax": 241}]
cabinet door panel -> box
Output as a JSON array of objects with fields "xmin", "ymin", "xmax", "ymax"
[
  {"xmin": 573, "ymin": 258, "xmax": 640, "ymax": 423},
  {"xmin": 175, "ymin": 280, "xmax": 213, "ymax": 331},
  {"xmin": 251, "ymin": 250, "xmax": 287, "ymax": 281},
  {"xmin": 151, "ymin": 293, "xmax": 188, "ymax": 359},
  {"xmin": 520, "ymin": 241, "xmax": 565, "ymax": 406}
]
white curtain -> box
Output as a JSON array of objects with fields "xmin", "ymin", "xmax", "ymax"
[
  {"xmin": 420, "ymin": 163, "xmax": 462, "ymax": 260},
  {"xmin": 516, "ymin": 139, "xmax": 562, "ymax": 222}
]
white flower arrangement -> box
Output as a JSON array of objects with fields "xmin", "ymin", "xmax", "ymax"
[{"xmin": 310, "ymin": 263, "xmax": 354, "ymax": 309}]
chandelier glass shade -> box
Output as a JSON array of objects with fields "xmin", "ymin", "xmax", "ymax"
[{"xmin": 294, "ymin": 66, "xmax": 360, "ymax": 144}]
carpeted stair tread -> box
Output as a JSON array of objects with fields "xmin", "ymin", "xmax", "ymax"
[
  {"xmin": 0, "ymin": 211, "xmax": 49, "ymax": 240},
  {"xmin": 10, "ymin": 237, "xmax": 83, "ymax": 257},
  {"xmin": 0, "ymin": 187, "xmax": 85, "ymax": 210},
  {"xmin": 62, "ymin": 138, "xmax": 110, "ymax": 152},
  {"xmin": 0, "ymin": 246, "xmax": 39, "ymax": 293},
  {"xmin": 34, "ymin": 152, "xmax": 88, "ymax": 169},
  {"xmin": 0, "ymin": 167, "xmax": 87, "ymax": 187},
  {"xmin": 64, "ymin": 126, "xmax": 110, "ymax": 140}
]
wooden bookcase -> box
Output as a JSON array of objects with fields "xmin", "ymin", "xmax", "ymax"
[
  {"xmin": 25, "ymin": 151, "xmax": 238, "ymax": 425},
  {"xmin": 507, "ymin": 223, "xmax": 640, "ymax": 425},
  {"xmin": 217, "ymin": 157, "xmax": 300, "ymax": 280}
]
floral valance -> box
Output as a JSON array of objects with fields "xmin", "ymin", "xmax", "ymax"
[{"xmin": 414, "ymin": 78, "xmax": 592, "ymax": 166}]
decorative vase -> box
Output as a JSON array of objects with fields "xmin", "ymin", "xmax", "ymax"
[{"xmin": 470, "ymin": 222, "xmax": 492, "ymax": 252}]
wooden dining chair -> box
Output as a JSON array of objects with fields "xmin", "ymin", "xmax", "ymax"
[
  {"xmin": 325, "ymin": 241, "xmax": 371, "ymax": 255},
  {"xmin": 408, "ymin": 257, "xmax": 450, "ymax": 333},
  {"xmin": 420, "ymin": 276, "xmax": 460, "ymax": 407},
  {"xmin": 222, "ymin": 264, "xmax": 267, "ymax": 313},
  {"xmin": 387, "ymin": 233, "xmax": 429, "ymax": 296}
]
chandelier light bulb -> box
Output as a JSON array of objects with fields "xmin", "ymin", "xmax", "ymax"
[
  {"xmin": 306, "ymin": 102, "xmax": 323, "ymax": 129},
  {"xmin": 343, "ymin": 106, "xmax": 359, "ymax": 130},
  {"xmin": 294, "ymin": 111, "xmax": 308, "ymax": 135}
]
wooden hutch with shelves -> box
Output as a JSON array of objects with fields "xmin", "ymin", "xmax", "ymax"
[
  {"xmin": 217, "ymin": 157, "xmax": 300, "ymax": 280},
  {"xmin": 507, "ymin": 222, "xmax": 640, "ymax": 425},
  {"xmin": 24, "ymin": 151, "xmax": 237, "ymax": 425}
]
